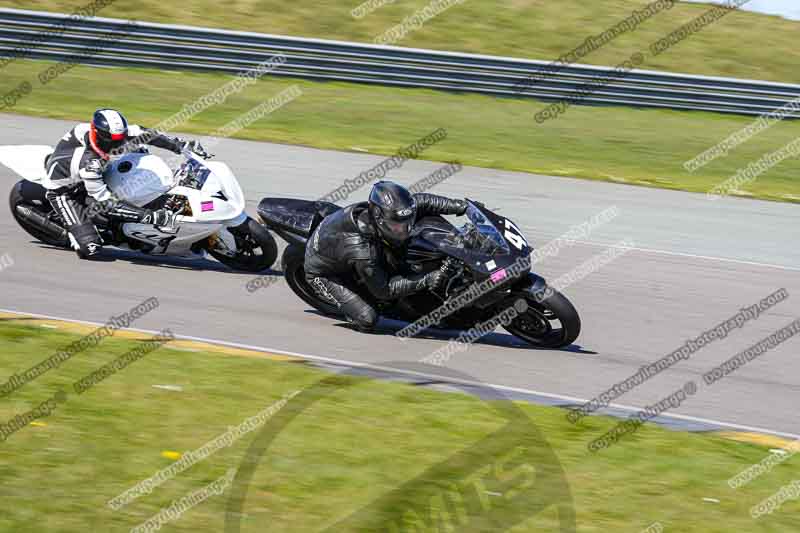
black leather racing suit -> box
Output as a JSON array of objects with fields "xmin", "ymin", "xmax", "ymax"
[
  {"xmin": 304, "ymin": 193, "xmax": 467, "ymax": 330},
  {"xmin": 43, "ymin": 123, "xmax": 186, "ymax": 257}
]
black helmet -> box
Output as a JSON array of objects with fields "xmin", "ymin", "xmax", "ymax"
[
  {"xmin": 90, "ymin": 109, "xmax": 128, "ymax": 158},
  {"xmin": 369, "ymin": 181, "xmax": 417, "ymax": 247}
]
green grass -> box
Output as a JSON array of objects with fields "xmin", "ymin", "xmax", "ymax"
[
  {"xmin": 3, "ymin": 59, "xmax": 800, "ymax": 203},
  {"xmin": 4, "ymin": 0, "xmax": 800, "ymax": 83},
  {"xmin": 1, "ymin": 319, "xmax": 799, "ymax": 532}
]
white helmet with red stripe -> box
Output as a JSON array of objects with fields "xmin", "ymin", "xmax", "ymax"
[{"xmin": 90, "ymin": 109, "xmax": 128, "ymax": 159}]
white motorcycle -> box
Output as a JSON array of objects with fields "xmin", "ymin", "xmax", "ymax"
[{"xmin": 3, "ymin": 145, "xmax": 277, "ymax": 271}]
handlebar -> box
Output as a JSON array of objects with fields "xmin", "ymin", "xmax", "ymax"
[{"xmin": 181, "ymin": 148, "xmax": 215, "ymax": 160}]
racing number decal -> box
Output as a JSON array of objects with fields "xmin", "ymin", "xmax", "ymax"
[{"xmin": 503, "ymin": 219, "xmax": 528, "ymax": 250}]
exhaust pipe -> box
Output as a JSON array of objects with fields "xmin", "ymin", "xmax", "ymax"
[{"xmin": 15, "ymin": 205, "xmax": 68, "ymax": 240}]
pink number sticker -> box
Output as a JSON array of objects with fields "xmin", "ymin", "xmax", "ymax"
[{"xmin": 490, "ymin": 269, "xmax": 507, "ymax": 283}]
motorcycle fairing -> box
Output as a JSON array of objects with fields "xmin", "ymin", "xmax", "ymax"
[
  {"xmin": 0, "ymin": 145, "xmax": 53, "ymax": 182},
  {"xmin": 411, "ymin": 201, "xmax": 533, "ymax": 278},
  {"xmin": 171, "ymin": 155, "xmax": 247, "ymax": 226},
  {"xmin": 122, "ymin": 222, "xmax": 222, "ymax": 256}
]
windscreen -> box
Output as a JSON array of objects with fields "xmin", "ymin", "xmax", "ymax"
[
  {"xmin": 426, "ymin": 202, "xmax": 510, "ymax": 265},
  {"xmin": 176, "ymin": 157, "xmax": 211, "ymax": 189},
  {"xmin": 463, "ymin": 203, "xmax": 510, "ymax": 255}
]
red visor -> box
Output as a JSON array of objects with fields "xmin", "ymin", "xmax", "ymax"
[{"xmin": 110, "ymin": 133, "xmax": 126, "ymax": 141}]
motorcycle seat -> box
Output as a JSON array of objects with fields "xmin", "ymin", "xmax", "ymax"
[{"xmin": 258, "ymin": 197, "xmax": 340, "ymax": 238}]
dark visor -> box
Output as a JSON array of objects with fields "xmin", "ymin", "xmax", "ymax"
[{"xmin": 382, "ymin": 219, "xmax": 413, "ymax": 240}]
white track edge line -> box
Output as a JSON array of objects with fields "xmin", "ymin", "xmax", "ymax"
[
  {"xmin": 3, "ymin": 307, "xmax": 799, "ymax": 441},
  {"xmin": 549, "ymin": 238, "xmax": 800, "ymax": 272}
]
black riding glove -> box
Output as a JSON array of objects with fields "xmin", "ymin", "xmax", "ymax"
[
  {"xmin": 424, "ymin": 269, "xmax": 447, "ymax": 291},
  {"xmin": 424, "ymin": 258, "xmax": 458, "ymax": 291},
  {"xmin": 183, "ymin": 140, "xmax": 211, "ymax": 159},
  {"xmin": 104, "ymin": 198, "xmax": 176, "ymax": 227},
  {"xmin": 142, "ymin": 208, "xmax": 178, "ymax": 227},
  {"xmin": 103, "ymin": 199, "xmax": 149, "ymax": 222}
]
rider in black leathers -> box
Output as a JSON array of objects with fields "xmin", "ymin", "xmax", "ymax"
[{"xmin": 304, "ymin": 181, "xmax": 467, "ymax": 331}]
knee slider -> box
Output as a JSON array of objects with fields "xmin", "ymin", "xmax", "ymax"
[{"xmin": 351, "ymin": 305, "xmax": 378, "ymax": 330}]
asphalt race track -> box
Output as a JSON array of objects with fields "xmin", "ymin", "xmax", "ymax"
[{"xmin": 1, "ymin": 114, "xmax": 798, "ymax": 438}]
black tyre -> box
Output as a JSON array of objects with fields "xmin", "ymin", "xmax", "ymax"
[
  {"xmin": 281, "ymin": 244, "xmax": 341, "ymax": 317},
  {"xmin": 9, "ymin": 181, "xmax": 69, "ymax": 248},
  {"xmin": 503, "ymin": 283, "xmax": 581, "ymax": 349},
  {"xmin": 208, "ymin": 218, "xmax": 278, "ymax": 272}
]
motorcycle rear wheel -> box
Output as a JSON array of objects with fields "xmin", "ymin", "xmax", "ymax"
[
  {"xmin": 281, "ymin": 244, "xmax": 342, "ymax": 317},
  {"xmin": 9, "ymin": 181, "xmax": 69, "ymax": 248}
]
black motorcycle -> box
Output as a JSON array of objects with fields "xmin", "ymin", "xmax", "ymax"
[{"xmin": 257, "ymin": 198, "xmax": 581, "ymax": 348}]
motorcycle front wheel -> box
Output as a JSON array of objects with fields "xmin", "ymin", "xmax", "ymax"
[
  {"xmin": 207, "ymin": 218, "xmax": 278, "ymax": 272},
  {"xmin": 502, "ymin": 281, "xmax": 581, "ymax": 349}
]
